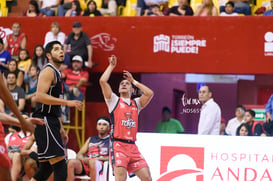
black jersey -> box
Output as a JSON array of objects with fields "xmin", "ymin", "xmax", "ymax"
[{"xmin": 34, "ymin": 63, "xmax": 63, "ymax": 117}]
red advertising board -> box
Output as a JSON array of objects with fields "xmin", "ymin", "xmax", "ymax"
[{"xmin": 0, "ymin": 17, "xmax": 273, "ymax": 73}]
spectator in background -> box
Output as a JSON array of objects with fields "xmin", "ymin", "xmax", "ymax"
[
  {"xmin": 64, "ymin": 21, "xmax": 93, "ymax": 68},
  {"xmin": 32, "ymin": 45, "xmax": 47, "ymax": 70},
  {"xmin": 143, "ymin": 4, "xmax": 164, "ymax": 16},
  {"xmin": 265, "ymin": 94, "xmax": 273, "ymax": 122},
  {"xmin": 244, "ymin": 109, "xmax": 264, "ymax": 136},
  {"xmin": 98, "ymin": 0, "xmax": 118, "ymax": 16},
  {"xmin": 58, "ymin": 0, "xmax": 73, "ymax": 16},
  {"xmin": 3, "ymin": 59, "xmax": 24, "ymax": 87},
  {"xmin": 4, "ymin": 22, "xmax": 27, "ymax": 59},
  {"xmin": 24, "ymin": 65, "xmax": 40, "ymax": 113},
  {"xmin": 67, "ymin": 117, "xmax": 110, "ymax": 181},
  {"xmin": 65, "ymin": 0, "xmax": 82, "ymax": 16},
  {"xmin": 0, "ymin": 72, "xmax": 25, "ymax": 115},
  {"xmin": 7, "ymin": 128, "xmax": 31, "ymax": 181},
  {"xmin": 220, "ymin": 1, "xmax": 238, "ymax": 16},
  {"xmin": 198, "ymin": 86, "xmax": 221, "ymax": 135},
  {"xmin": 263, "ymin": 0, "xmax": 273, "ymax": 16},
  {"xmin": 167, "ymin": 0, "xmax": 194, "ymax": 16},
  {"xmin": 82, "ymin": 0, "xmax": 102, "ymax": 16},
  {"xmin": 0, "ymin": 38, "xmax": 11, "ymax": 73},
  {"xmin": 155, "ymin": 106, "xmax": 184, "ymax": 133},
  {"xmin": 144, "ymin": 0, "xmax": 168, "ymax": 10},
  {"xmin": 225, "ymin": 105, "xmax": 245, "ymax": 136},
  {"xmin": 17, "ymin": 49, "xmax": 32, "ymax": 74},
  {"xmin": 195, "ymin": 0, "xmax": 218, "ymax": 16},
  {"xmin": 236, "ymin": 123, "xmax": 252, "ymax": 136},
  {"xmin": 44, "ymin": 22, "xmax": 66, "ymax": 47},
  {"xmin": 61, "ymin": 55, "xmax": 89, "ymax": 123},
  {"xmin": 62, "ymin": 55, "xmax": 89, "ymax": 101},
  {"xmin": 23, "ymin": 0, "xmax": 41, "ymax": 17},
  {"xmin": 40, "ymin": 0, "xmax": 61, "ymax": 16}
]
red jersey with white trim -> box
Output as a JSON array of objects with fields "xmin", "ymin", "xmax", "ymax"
[
  {"xmin": 8, "ymin": 131, "xmax": 30, "ymax": 150},
  {"xmin": 6, "ymin": 32, "xmax": 26, "ymax": 56},
  {"xmin": 110, "ymin": 98, "xmax": 138, "ymax": 141}
]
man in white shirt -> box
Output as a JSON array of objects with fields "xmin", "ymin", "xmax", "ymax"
[
  {"xmin": 198, "ymin": 86, "xmax": 221, "ymax": 135},
  {"xmin": 225, "ymin": 105, "xmax": 245, "ymax": 136}
]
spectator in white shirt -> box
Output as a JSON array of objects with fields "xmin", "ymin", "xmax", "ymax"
[
  {"xmin": 198, "ymin": 86, "xmax": 221, "ymax": 135},
  {"xmin": 220, "ymin": 1, "xmax": 239, "ymax": 16},
  {"xmin": 43, "ymin": 22, "xmax": 66, "ymax": 47},
  {"xmin": 225, "ymin": 105, "xmax": 245, "ymax": 136}
]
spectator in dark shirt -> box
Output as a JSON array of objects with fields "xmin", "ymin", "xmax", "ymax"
[
  {"xmin": 244, "ymin": 109, "xmax": 264, "ymax": 136},
  {"xmin": 167, "ymin": 0, "xmax": 194, "ymax": 16},
  {"xmin": 82, "ymin": 0, "xmax": 102, "ymax": 16},
  {"xmin": 3, "ymin": 59, "xmax": 24, "ymax": 87},
  {"xmin": 64, "ymin": 21, "xmax": 93, "ymax": 68},
  {"xmin": 0, "ymin": 72, "xmax": 25, "ymax": 115}
]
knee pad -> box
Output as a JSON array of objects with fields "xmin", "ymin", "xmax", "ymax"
[
  {"xmin": 33, "ymin": 161, "xmax": 53, "ymax": 181},
  {"xmin": 52, "ymin": 159, "xmax": 67, "ymax": 181}
]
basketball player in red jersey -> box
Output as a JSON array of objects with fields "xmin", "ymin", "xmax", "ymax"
[
  {"xmin": 0, "ymin": 75, "xmax": 43, "ymax": 181},
  {"xmin": 100, "ymin": 55, "xmax": 153, "ymax": 181}
]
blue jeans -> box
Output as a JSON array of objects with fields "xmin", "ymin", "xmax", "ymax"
[
  {"xmin": 62, "ymin": 84, "xmax": 84, "ymax": 120},
  {"xmin": 40, "ymin": 8, "xmax": 55, "ymax": 16}
]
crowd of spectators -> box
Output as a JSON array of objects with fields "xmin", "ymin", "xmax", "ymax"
[
  {"xmin": 0, "ymin": 21, "xmax": 91, "ymax": 124},
  {"xmin": 15, "ymin": 0, "xmax": 273, "ymax": 16}
]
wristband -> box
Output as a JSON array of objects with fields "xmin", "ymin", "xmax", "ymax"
[{"xmin": 133, "ymin": 80, "xmax": 139, "ymax": 86}]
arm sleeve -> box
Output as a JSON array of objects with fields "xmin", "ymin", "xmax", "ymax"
[
  {"xmin": 176, "ymin": 120, "xmax": 184, "ymax": 133},
  {"xmin": 84, "ymin": 33, "xmax": 91, "ymax": 45}
]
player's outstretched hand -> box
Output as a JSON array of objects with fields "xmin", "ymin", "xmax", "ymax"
[
  {"xmin": 123, "ymin": 70, "xmax": 134, "ymax": 83},
  {"xmin": 67, "ymin": 100, "xmax": 83, "ymax": 111},
  {"xmin": 20, "ymin": 117, "xmax": 44, "ymax": 134},
  {"xmin": 109, "ymin": 55, "xmax": 117, "ymax": 67}
]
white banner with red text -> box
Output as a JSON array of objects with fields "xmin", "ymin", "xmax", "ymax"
[{"xmin": 109, "ymin": 133, "xmax": 273, "ymax": 181}]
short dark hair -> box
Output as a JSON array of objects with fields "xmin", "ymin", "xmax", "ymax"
[
  {"xmin": 162, "ymin": 106, "xmax": 171, "ymax": 114},
  {"xmin": 7, "ymin": 71, "xmax": 17, "ymax": 79},
  {"xmin": 236, "ymin": 123, "xmax": 252, "ymax": 136},
  {"xmin": 236, "ymin": 105, "xmax": 246, "ymax": 112},
  {"xmin": 97, "ymin": 116, "xmax": 111, "ymax": 125},
  {"xmin": 246, "ymin": 109, "xmax": 255, "ymax": 118},
  {"xmin": 0, "ymin": 38, "xmax": 3, "ymax": 45},
  {"xmin": 45, "ymin": 41, "xmax": 62, "ymax": 54},
  {"xmin": 226, "ymin": 1, "xmax": 235, "ymax": 7}
]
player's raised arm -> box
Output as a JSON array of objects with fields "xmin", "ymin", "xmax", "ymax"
[
  {"xmin": 123, "ymin": 70, "xmax": 154, "ymax": 108},
  {"xmin": 99, "ymin": 55, "xmax": 116, "ymax": 100}
]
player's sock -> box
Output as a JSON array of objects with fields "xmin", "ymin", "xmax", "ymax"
[
  {"xmin": 52, "ymin": 159, "xmax": 67, "ymax": 181},
  {"xmin": 33, "ymin": 161, "xmax": 53, "ymax": 181}
]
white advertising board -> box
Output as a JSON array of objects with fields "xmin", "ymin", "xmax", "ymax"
[{"xmin": 109, "ymin": 133, "xmax": 273, "ymax": 181}]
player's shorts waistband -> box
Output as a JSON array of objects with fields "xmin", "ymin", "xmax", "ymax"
[{"xmin": 112, "ymin": 138, "xmax": 135, "ymax": 144}]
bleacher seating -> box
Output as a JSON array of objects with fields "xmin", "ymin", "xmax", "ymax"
[{"xmin": 0, "ymin": 0, "xmax": 9, "ymax": 16}]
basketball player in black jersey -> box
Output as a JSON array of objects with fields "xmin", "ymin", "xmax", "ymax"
[{"xmin": 31, "ymin": 41, "xmax": 83, "ymax": 181}]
